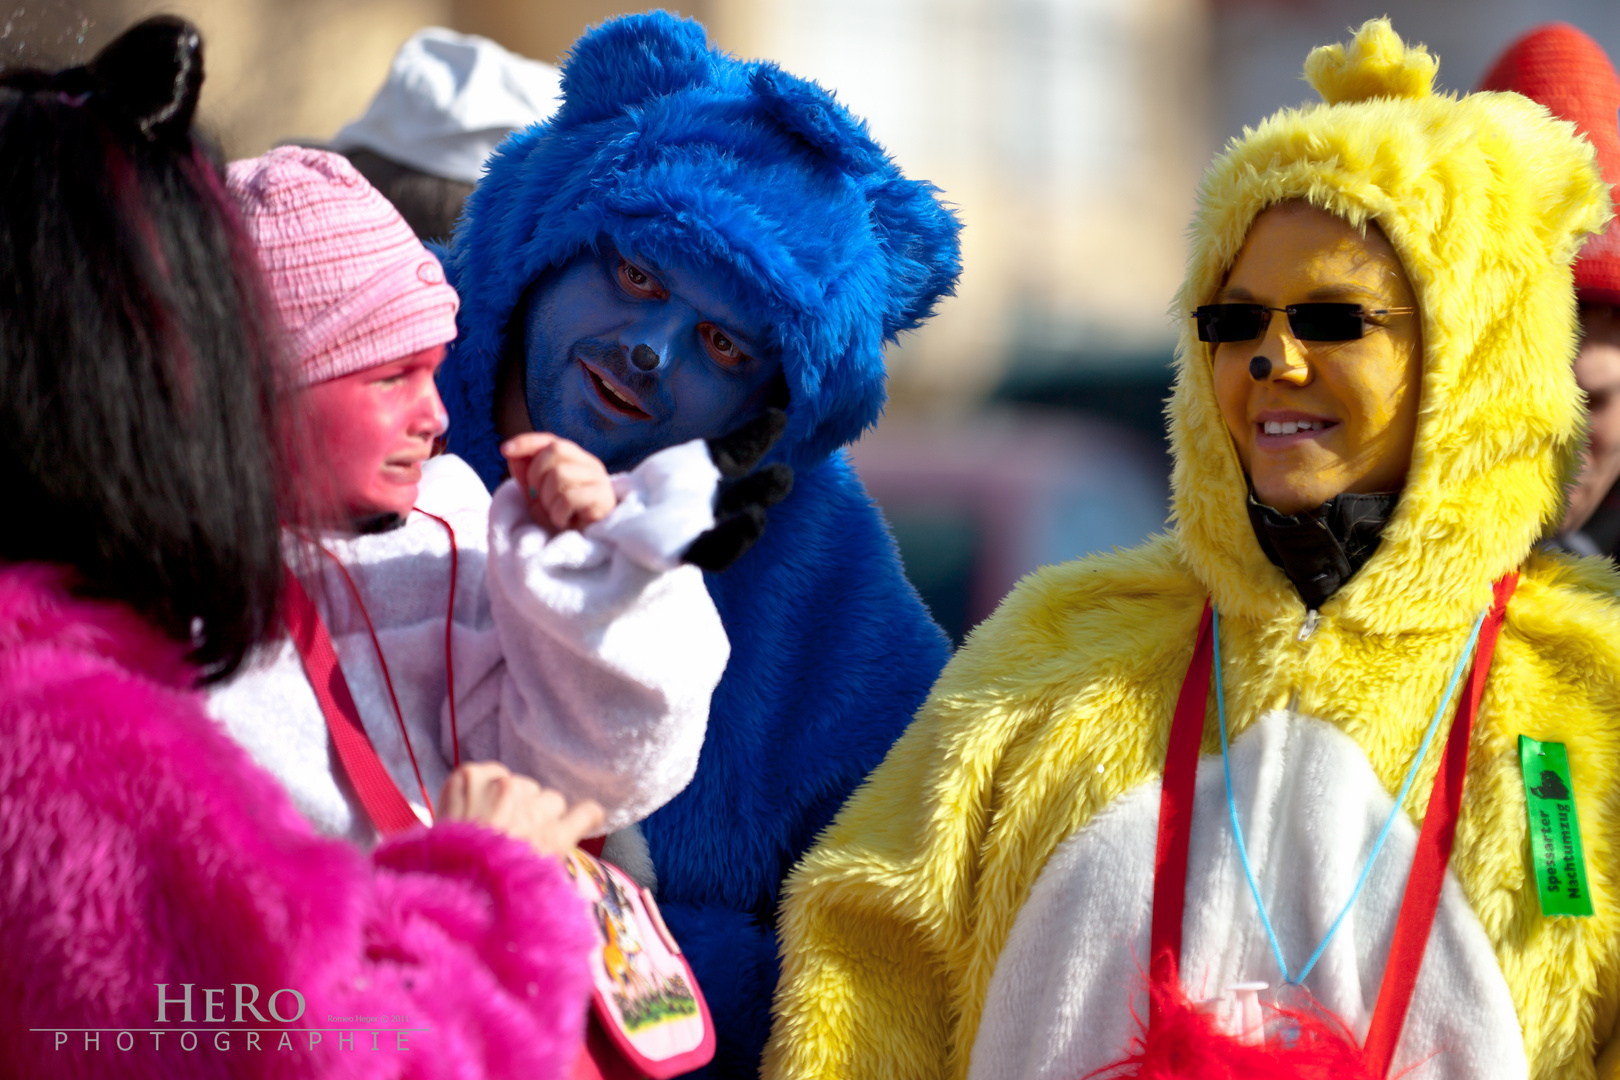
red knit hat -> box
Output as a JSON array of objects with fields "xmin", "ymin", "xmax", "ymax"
[
  {"xmin": 226, "ymin": 147, "xmax": 460, "ymax": 386},
  {"xmin": 1480, "ymin": 23, "xmax": 1620, "ymax": 306}
]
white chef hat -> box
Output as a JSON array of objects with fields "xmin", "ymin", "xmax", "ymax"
[{"xmin": 331, "ymin": 27, "xmax": 561, "ymax": 185}]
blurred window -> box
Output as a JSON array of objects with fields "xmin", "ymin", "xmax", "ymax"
[{"xmin": 762, "ymin": 0, "xmax": 1141, "ymax": 189}]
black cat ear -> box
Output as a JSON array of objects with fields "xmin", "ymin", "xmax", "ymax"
[{"xmin": 87, "ymin": 15, "xmax": 203, "ymax": 143}]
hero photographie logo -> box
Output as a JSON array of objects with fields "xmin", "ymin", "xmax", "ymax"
[{"xmin": 31, "ymin": 983, "xmax": 428, "ymax": 1053}]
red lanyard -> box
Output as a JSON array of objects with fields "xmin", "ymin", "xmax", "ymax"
[
  {"xmin": 1149, "ymin": 573, "xmax": 1517, "ymax": 1076},
  {"xmin": 284, "ymin": 508, "xmax": 461, "ymax": 836}
]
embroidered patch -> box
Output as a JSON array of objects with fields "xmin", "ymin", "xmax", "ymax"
[{"xmin": 1519, "ymin": 735, "xmax": 1593, "ymax": 917}]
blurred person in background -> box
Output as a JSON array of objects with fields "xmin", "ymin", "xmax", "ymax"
[
  {"xmin": 436, "ymin": 13, "xmax": 962, "ymax": 1076},
  {"xmin": 0, "ymin": 17, "xmax": 598, "ymax": 1077},
  {"xmin": 327, "ymin": 26, "xmax": 561, "ymax": 241},
  {"xmin": 1480, "ymin": 23, "xmax": 1620, "ymax": 559}
]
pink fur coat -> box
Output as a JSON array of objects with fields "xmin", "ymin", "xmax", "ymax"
[{"xmin": 0, "ymin": 563, "xmax": 594, "ymax": 1078}]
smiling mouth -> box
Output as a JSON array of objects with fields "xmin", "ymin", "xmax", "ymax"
[
  {"xmin": 1259, "ymin": 419, "xmax": 1335, "ymax": 436},
  {"xmin": 584, "ymin": 363, "xmax": 653, "ymax": 420}
]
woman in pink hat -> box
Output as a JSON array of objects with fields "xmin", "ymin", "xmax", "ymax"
[{"xmin": 210, "ymin": 145, "xmax": 745, "ymax": 886}]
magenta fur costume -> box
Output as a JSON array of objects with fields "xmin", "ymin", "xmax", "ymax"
[{"xmin": 0, "ymin": 563, "xmax": 593, "ymax": 1078}]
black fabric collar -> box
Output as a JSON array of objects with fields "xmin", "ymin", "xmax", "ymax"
[
  {"xmin": 1246, "ymin": 491, "xmax": 1397, "ymax": 609},
  {"xmin": 352, "ymin": 511, "xmax": 405, "ymax": 535}
]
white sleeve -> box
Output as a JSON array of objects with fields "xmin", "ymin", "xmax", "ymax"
[{"xmin": 482, "ymin": 439, "xmax": 729, "ymax": 834}]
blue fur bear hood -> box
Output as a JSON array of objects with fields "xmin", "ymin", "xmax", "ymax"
[{"xmin": 437, "ymin": 10, "xmax": 963, "ymax": 480}]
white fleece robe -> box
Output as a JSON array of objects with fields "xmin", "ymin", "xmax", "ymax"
[
  {"xmin": 967, "ymin": 709, "xmax": 1526, "ymax": 1080},
  {"xmin": 208, "ymin": 443, "xmax": 728, "ymax": 849}
]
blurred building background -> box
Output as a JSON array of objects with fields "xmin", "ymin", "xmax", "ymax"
[{"xmin": 9, "ymin": 0, "xmax": 1619, "ymax": 640}]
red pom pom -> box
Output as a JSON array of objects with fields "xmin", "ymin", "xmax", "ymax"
[{"xmin": 1088, "ymin": 966, "xmax": 1386, "ymax": 1080}]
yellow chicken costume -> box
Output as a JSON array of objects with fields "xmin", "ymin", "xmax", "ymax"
[{"xmin": 764, "ymin": 20, "xmax": 1620, "ymax": 1080}]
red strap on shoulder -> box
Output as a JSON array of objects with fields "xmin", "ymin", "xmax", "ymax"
[
  {"xmin": 1361, "ymin": 572, "xmax": 1518, "ymax": 1075},
  {"xmin": 1150, "ymin": 575, "xmax": 1516, "ymax": 1077},
  {"xmin": 283, "ymin": 568, "xmax": 423, "ymax": 837},
  {"xmin": 1149, "ymin": 601, "xmax": 1214, "ymax": 1023}
]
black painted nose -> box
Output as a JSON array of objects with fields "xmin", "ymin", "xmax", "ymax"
[
  {"xmin": 631, "ymin": 344, "xmax": 660, "ymax": 372},
  {"xmin": 1249, "ymin": 355, "xmax": 1273, "ymax": 381}
]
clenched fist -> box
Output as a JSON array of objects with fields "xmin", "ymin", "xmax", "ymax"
[
  {"xmin": 438, "ymin": 761, "xmax": 605, "ymax": 858},
  {"xmin": 500, "ymin": 432, "xmax": 617, "ymax": 532}
]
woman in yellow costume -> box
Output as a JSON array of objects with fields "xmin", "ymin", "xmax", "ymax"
[{"xmin": 764, "ymin": 19, "xmax": 1620, "ymax": 1080}]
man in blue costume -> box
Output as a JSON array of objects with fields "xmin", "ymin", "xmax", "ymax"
[{"xmin": 436, "ymin": 12, "xmax": 961, "ymax": 1075}]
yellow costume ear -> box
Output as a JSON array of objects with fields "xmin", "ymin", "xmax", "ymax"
[{"xmin": 1304, "ymin": 18, "xmax": 1437, "ymax": 104}]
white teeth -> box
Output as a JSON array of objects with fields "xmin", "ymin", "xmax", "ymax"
[
  {"xmin": 595, "ymin": 372, "xmax": 640, "ymax": 411},
  {"xmin": 1263, "ymin": 420, "xmax": 1323, "ymax": 435}
]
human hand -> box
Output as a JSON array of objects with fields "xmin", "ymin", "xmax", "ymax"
[
  {"xmin": 437, "ymin": 761, "xmax": 605, "ymax": 858},
  {"xmin": 500, "ymin": 432, "xmax": 617, "ymax": 532}
]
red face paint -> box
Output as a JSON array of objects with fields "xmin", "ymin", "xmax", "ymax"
[{"xmin": 301, "ymin": 344, "xmax": 448, "ymax": 521}]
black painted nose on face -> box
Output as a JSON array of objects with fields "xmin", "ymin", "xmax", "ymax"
[
  {"xmin": 631, "ymin": 344, "xmax": 660, "ymax": 372},
  {"xmin": 1249, "ymin": 355, "xmax": 1273, "ymax": 381}
]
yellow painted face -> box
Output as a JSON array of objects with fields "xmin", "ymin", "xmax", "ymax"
[{"xmin": 1212, "ymin": 202, "xmax": 1423, "ymax": 514}]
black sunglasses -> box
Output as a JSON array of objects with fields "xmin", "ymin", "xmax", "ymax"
[{"xmin": 1194, "ymin": 303, "xmax": 1414, "ymax": 344}]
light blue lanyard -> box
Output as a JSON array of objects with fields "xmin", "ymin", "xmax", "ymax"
[{"xmin": 1211, "ymin": 605, "xmax": 1488, "ymax": 987}]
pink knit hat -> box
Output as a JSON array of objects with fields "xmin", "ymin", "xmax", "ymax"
[{"xmin": 226, "ymin": 146, "xmax": 460, "ymax": 386}]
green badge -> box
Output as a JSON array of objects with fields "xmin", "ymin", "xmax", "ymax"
[{"xmin": 1519, "ymin": 735, "xmax": 1594, "ymax": 917}]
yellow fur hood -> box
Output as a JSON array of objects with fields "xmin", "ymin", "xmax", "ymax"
[
  {"xmin": 765, "ymin": 21, "xmax": 1620, "ymax": 1080},
  {"xmin": 1175, "ymin": 17, "xmax": 1609, "ymax": 631}
]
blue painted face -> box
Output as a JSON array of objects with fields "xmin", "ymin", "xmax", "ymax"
[{"xmin": 517, "ymin": 242, "xmax": 783, "ymax": 472}]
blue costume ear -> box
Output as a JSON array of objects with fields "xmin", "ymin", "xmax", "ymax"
[
  {"xmin": 556, "ymin": 12, "xmax": 714, "ymax": 125},
  {"xmin": 747, "ymin": 64, "xmax": 962, "ymax": 341},
  {"xmin": 749, "ymin": 65, "xmax": 883, "ymax": 175},
  {"xmin": 868, "ymin": 176, "xmax": 963, "ymax": 338}
]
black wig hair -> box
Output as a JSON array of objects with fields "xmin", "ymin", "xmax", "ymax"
[
  {"xmin": 0, "ymin": 16, "xmax": 288, "ymax": 682},
  {"xmin": 342, "ymin": 148, "xmax": 474, "ymax": 244}
]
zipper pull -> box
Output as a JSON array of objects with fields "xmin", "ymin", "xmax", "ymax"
[{"xmin": 1297, "ymin": 609, "xmax": 1320, "ymax": 642}]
